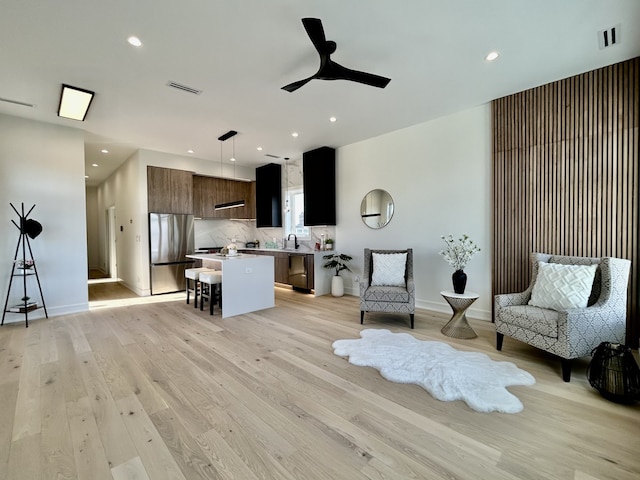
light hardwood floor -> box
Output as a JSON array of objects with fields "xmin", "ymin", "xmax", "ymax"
[{"xmin": 1, "ymin": 285, "xmax": 638, "ymax": 480}]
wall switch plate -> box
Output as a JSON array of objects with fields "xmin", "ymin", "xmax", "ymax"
[{"xmin": 245, "ymin": 267, "xmax": 253, "ymax": 274}]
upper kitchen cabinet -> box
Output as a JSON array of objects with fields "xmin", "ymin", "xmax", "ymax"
[
  {"xmin": 255, "ymin": 163, "xmax": 282, "ymax": 228},
  {"xmin": 193, "ymin": 175, "xmax": 255, "ymax": 219},
  {"xmin": 193, "ymin": 174, "xmax": 214, "ymax": 218},
  {"xmin": 147, "ymin": 166, "xmax": 193, "ymax": 214},
  {"xmin": 229, "ymin": 179, "xmax": 256, "ymax": 219},
  {"xmin": 303, "ymin": 146, "xmax": 336, "ymax": 225}
]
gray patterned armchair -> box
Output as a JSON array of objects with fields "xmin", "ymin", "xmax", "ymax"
[
  {"xmin": 360, "ymin": 248, "xmax": 415, "ymax": 328},
  {"xmin": 494, "ymin": 253, "xmax": 631, "ymax": 381}
]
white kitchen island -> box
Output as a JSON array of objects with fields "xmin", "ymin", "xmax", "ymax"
[{"xmin": 186, "ymin": 253, "xmax": 275, "ymax": 318}]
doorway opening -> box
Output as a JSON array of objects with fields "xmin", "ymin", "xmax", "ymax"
[{"xmin": 88, "ymin": 205, "xmax": 128, "ymax": 302}]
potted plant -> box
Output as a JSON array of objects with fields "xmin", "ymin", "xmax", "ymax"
[
  {"xmin": 322, "ymin": 252, "xmax": 352, "ymax": 296},
  {"xmin": 439, "ymin": 234, "xmax": 481, "ymax": 294},
  {"xmin": 324, "ymin": 237, "xmax": 334, "ymax": 250}
]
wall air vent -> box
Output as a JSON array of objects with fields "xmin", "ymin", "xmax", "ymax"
[
  {"xmin": 166, "ymin": 81, "xmax": 202, "ymax": 95},
  {"xmin": 0, "ymin": 96, "xmax": 35, "ymax": 108},
  {"xmin": 598, "ymin": 24, "xmax": 621, "ymax": 49},
  {"xmin": 264, "ymin": 154, "xmax": 281, "ymax": 159}
]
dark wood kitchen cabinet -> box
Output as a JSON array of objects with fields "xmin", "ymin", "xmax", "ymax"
[
  {"xmin": 274, "ymin": 252, "xmax": 289, "ymax": 284},
  {"xmin": 255, "ymin": 163, "xmax": 282, "ymax": 227},
  {"xmin": 229, "ymin": 179, "xmax": 256, "ymax": 219},
  {"xmin": 193, "ymin": 174, "xmax": 216, "ymax": 218},
  {"xmin": 193, "ymin": 175, "xmax": 255, "ymax": 219},
  {"xmin": 303, "ymin": 147, "xmax": 335, "ymax": 225},
  {"xmin": 147, "ymin": 166, "xmax": 193, "ymax": 214}
]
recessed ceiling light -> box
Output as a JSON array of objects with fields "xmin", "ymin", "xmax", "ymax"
[
  {"xmin": 127, "ymin": 36, "xmax": 142, "ymax": 47},
  {"xmin": 486, "ymin": 51, "xmax": 499, "ymax": 61},
  {"xmin": 92, "ymin": 163, "xmax": 99, "ymax": 167},
  {"xmin": 291, "ymin": 132, "xmax": 299, "ymax": 138},
  {"xmin": 101, "ymin": 149, "xmax": 109, "ymax": 154},
  {"xmin": 85, "ymin": 175, "xmax": 89, "ymax": 179},
  {"xmin": 257, "ymin": 146, "xmax": 263, "ymax": 151},
  {"xmin": 329, "ymin": 116, "xmax": 337, "ymax": 123},
  {"xmin": 187, "ymin": 149, "xmax": 194, "ymax": 154}
]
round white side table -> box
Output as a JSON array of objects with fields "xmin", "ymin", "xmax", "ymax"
[{"xmin": 440, "ymin": 290, "xmax": 479, "ymax": 339}]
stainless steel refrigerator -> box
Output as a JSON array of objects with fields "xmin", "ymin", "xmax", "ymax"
[{"xmin": 149, "ymin": 213, "xmax": 195, "ymax": 294}]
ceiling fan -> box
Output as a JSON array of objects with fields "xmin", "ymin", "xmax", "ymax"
[{"xmin": 282, "ymin": 17, "xmax": 391, "ymax": 93}]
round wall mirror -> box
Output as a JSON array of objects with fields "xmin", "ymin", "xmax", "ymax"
[{"xmin": 360, "ymin": 189, "xmax": 394, "ymax": 229}]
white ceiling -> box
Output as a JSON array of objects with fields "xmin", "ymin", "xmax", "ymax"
[{"xmin": 1, "ymin": 0, "xmax": 639, "ymax": 186}]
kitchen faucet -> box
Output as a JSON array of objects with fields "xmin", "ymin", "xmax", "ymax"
[{"xmin": 287, "ymin": 233, "xmax": 299, "ymax": 249}]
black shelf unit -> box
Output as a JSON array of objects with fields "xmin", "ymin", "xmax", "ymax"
[
  {"xmin": 2, "ymin": 203, "xmax": 48, "ymax": 328},
  {"xmin": 303, "ymin": 146, "xmax": 336, "ymax": 226},
  {"xmin": 255, "ymin": 163, "xmax": 282, "ymax": 228}
]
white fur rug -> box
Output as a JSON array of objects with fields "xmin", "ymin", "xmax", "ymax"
[{"xmin": 332, "ymin": 329, "xmax": 535, "ymax": 413}]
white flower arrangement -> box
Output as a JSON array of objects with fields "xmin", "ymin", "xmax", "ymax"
[{"xmin": 439, "ymin": 234, "xmax": 480, "ymax": 271}]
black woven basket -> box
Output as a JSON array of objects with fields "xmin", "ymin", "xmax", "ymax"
[{"xmin": 587, "ymin": 342, "xmax": 640, "ymax": 404}]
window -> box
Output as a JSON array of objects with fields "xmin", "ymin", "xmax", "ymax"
[{"xmin": 285, "ymin": 187, "xmax": 310, "ymax": 238}]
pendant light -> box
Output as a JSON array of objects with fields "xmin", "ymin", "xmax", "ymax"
[{"xmin": 214, "ymin": 130, "xmax": 246, "ymax": 210}]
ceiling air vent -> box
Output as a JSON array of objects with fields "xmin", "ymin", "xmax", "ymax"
[
  {"xmin": 166, "ymin": 81, "xmax": 202, "ymax": 95},
  {"xmin": 0, "ymin": 96, "xmax": 35, "ymax": 108},
  {"xmin": 264, "ymin": 154, "xmax": 281, "ymax": 159},
  {"xmin": 598, "ymin": 24, "xmax": 621, "ymax": 49}
]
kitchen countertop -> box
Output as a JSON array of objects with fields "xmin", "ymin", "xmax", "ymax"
[
  {"xmin": 187, "ymin": 253, "xmax": 260, "ymax": 260},
  {"xmin": 240, "ymin": 247, "xmax": 317, "ymax": 254}
]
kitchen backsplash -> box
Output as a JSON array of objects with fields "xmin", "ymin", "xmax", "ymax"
[{"xmin": 194, "ymin": 219, "xmax": 335, "ymax": 251}]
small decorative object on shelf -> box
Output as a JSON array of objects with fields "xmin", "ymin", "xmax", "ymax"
[
  {"xmin": 587, "ymin": 342, "xmax": 640, "ymax": 404},
  {"xmin": 9, "ymin": 302, "xmax": 38, "ymax": 313},
  {"xmin": 439, "ymin": 234, "xmax": 481, "ymax": 294},
  {"xmin": 324, "ymin": 238, "xmax": 334, "ymax": 251},
  {"xmin": 322, "ymin": 252, "xmax": 352, "ymax": 297},
  {"xmin": 15, "ymin": 259, "xmax": 34, "ymax": 269}
]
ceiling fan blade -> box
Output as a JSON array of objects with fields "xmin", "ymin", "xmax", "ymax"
[
  {"xmin": 301, "ymin": 18, "xmax": 329, "ymax": 54},
  {"xmin": 326, "ymin": 62, "xmax": 391, "ymax": 88},
  {"xmin": 281, "ymin": 77, "xmax": 314, "ymax": 93}
]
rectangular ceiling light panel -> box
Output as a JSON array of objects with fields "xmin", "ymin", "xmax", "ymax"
[{"xmin": 58, "ymin": 84, "xmax": 95, "ymax": 121}]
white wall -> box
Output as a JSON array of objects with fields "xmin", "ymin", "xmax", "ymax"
[
  {"xmin": 336, "ymin": 104, "xmax": 492, "ymax": 320},
  {"xmin": 0, "ymin": 114, "xmax": 89, "ymax": 322}
]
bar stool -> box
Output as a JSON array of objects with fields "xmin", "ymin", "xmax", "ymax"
[
  {"xmin": 198, "ymin": 270, "xmax": 223, "ymax": 315},
  {"xmin": 185, "ymin": 267, "xmax": 216, "ymax": 308}
]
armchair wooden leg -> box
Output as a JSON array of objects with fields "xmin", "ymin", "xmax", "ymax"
[
  {"xmin": 561, "ymin": 359, "xmax": 572, "ymax": 382},
  {"xmin": 410, "ymin": 313, "xmax": 414, "ymax": 329},
  {"xmin": 360, "ymin": 311, "xmax": 365, "ymax": 324},
  {"xmin": 496, "ymin": 332, "xmax": 504, "ymax": 351}
]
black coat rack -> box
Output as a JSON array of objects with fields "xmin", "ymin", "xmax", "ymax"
[{"xmin": 2, "ymin": 203, "xmax": 48, "ymax": 327}]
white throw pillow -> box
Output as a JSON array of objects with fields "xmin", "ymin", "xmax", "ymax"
[
  {"xmin": 528, "ymin": 262, "xmax": 597, "ymax": 310},
  {"xmin": 371, "ymin": 252, "xmax": 407, "ymax": 287}
]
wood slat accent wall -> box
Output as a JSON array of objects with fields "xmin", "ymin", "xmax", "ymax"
[{"xmin": 492, "ymin": 57, "xmax": 640, "ymax": 348}]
